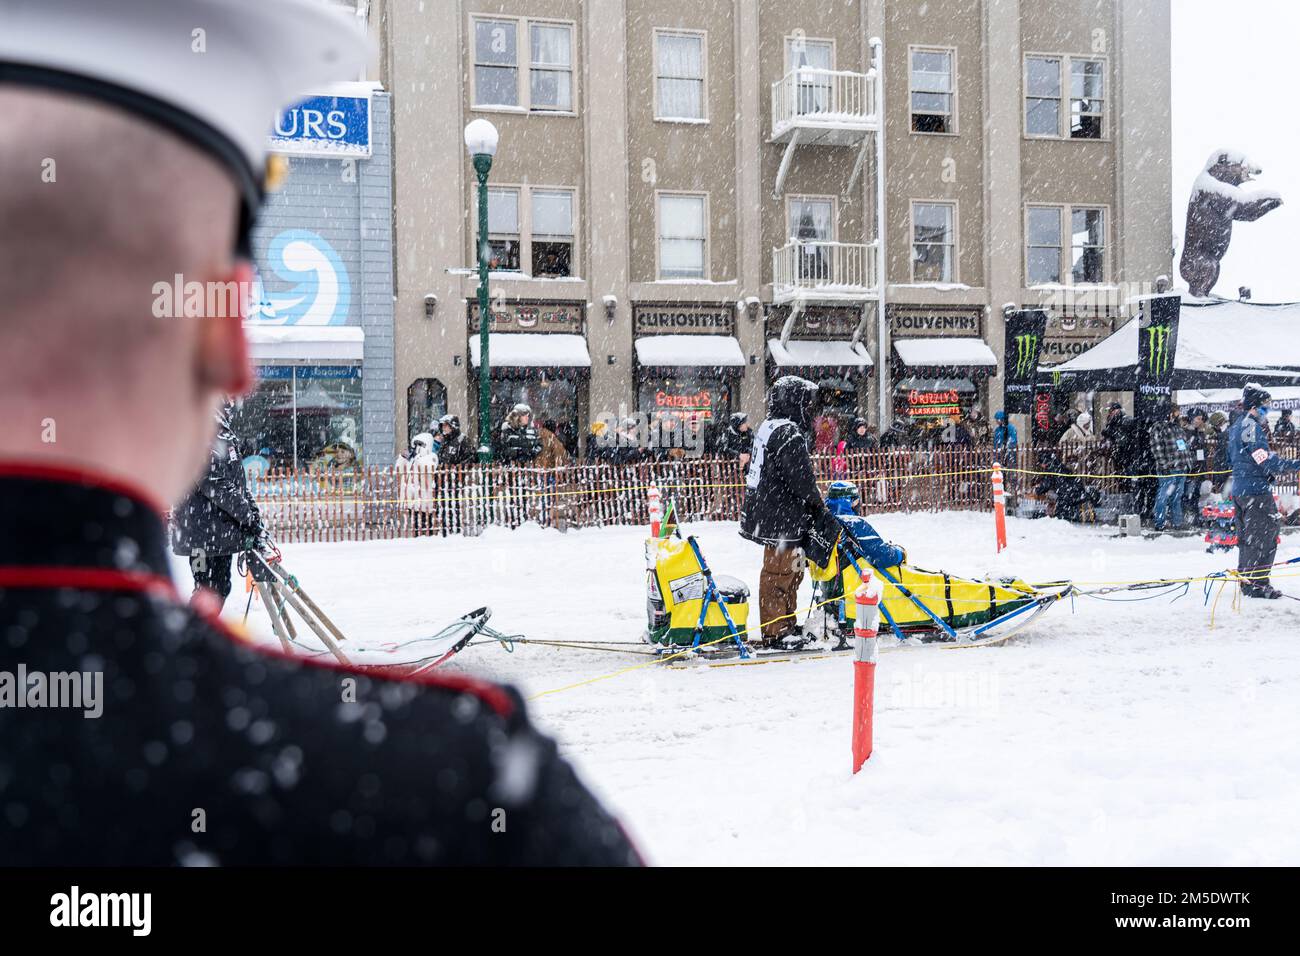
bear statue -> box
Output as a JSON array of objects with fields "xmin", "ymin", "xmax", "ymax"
[{"xmin": 1180, "ymin": 149, "xmax": 1283, "ymax": 298}]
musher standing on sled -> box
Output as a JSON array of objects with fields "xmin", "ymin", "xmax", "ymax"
[
  {"xmin": 172, "ymin": 401, "xmax": 266, "ymax": 609},
  {"xmin": 1229, "ymin": 384, "xmax": 1300, "ymax": 598},
  {"xmin": 740, "ymin": 376, "xmax": 831, "ymax": 647},
  {"xmin": 0, "ymin": 0, "xmax": 638, "ymax": 866}
]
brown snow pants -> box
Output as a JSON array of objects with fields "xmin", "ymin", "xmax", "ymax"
[{"xmin": 760, "ymin": 544, "xmax": 804, "ymax": 640}]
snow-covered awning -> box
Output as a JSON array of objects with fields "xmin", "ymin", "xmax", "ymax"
[
  {"xmin": 1046, "ymin": 298, "xmax": 1300, "ymax": 388},
  {"xmin": 244, "ymin": 324, "xmax": 364, "ymax": 362},
  {"xmin": 469, "ymin": 333, "xmax": 591, "ymax": 368},
  {"xmin": 768, "ymin": 338, "xmax": 873, "ymax": 369},
  {"xmin": 635, "ymin": 335, "xmax": 746, "ymax": 367},
  {"xmin": 893, "ymin": 337, "xmax": 998, "ymax": 368}
]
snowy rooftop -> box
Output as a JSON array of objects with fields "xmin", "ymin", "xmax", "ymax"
[
  {"xmin": 1049, "ymin": 299, "xmax": 1300, "ymax": 379},
  {"xmin": 469, "ymin": 333, "xmax": 591, "ymax": 368},
  {"xmin": 635, "ymin": 335, "xmax": 746, "ymax": 368},
  {"xmin": 768, "ymin": 338, "xmax": 873, "ymax": 368},
  {"xmin": 893, "ymin": 337, "xmax": 998, "ymax": 368}
]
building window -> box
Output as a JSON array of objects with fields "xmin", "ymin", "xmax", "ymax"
[
  {"xmin": 407, "ymin": 378, "xmax": 448, "ymax": 447},
  {"xmin": 235, "ymin": 366, "xmax": 364, "ymax": 472},
  {"xmin": 529, "ymin": 22, "xmax": 573, "ymax": 111},
  {"xmin": 1070, "ymin": 58, "xmax": 1105, "ymax": 139},
  {"xmin": 788, "ymin": 195, "xmax": 835, "ymax": 281},
  {"xmin": 1070, "ymin": 207, "xmax": 1106, "ymax": 282},
  {"xmin": 655, "ymin": 31, "xmax": 706, "ymax": 121},
  {"xmin": 475, "ymin": 184, "xmax": 577, "ymax": 278},
  {"xmin": 484, "ymin": 186, "xmax": 521, "ymax": 271},
  {"xmin": 473, "ymin": 18, "xmax": 519, "ymax": 108},
  {"xmin": 531, "ymin": 189, "xmax": 574, "ymax": 277},
  {"xmin": 785, "ymin": 37, "xmax": 834, "ymax": 114},
  {"xmin": 1025, "ymin": 55, "xmax": 1105, "ymax": 139},
  {"xmin": 911, "ymin": 201, "xmax": 956, "ymax": 283},
  {"xmin": 657, "ymin": 193, "xmax": 708, "ymax": 280},
  {"xmin": 1025, "ymin": 204, "xmax": 1107, "ymax": 285},
  {"xmin": 471, "ymin": 16, "xmax": 575, "ymax": 113},
  {"xmin": 910, "ymin": 47, "xmax": 955, "ymax": 134},
  {"xmin": 1026, "ymin": 206, "xmax": 1062, "ymax": 284}
]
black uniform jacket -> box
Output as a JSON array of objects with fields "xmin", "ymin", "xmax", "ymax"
[{"xmin": 0, "ymin": 463, "xmax": 642, "ymax": 866}]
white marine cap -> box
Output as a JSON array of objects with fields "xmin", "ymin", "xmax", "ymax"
[{"xmin": 0, "ymin": 0, "xmax": 373, "ymax": 254}]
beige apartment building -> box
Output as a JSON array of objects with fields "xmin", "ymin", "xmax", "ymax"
[{"xmin": 374, "ymin": 0, "xmax": 1171, "ymax": 455}]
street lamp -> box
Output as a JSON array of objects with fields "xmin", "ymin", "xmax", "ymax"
[{"xmin": 465, "ymin": 118, "xmax": 499, "ymax": 463}]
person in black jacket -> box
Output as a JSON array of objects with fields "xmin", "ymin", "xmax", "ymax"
[
  {"xmin": 496, "ymin": 403, "xmax": 543, "ymax": 464},
  {"xmin": 716, "ymin": 412, "xmax": 753, "ymax": 465},
  {"xmin": 171, "ymin": 401, "xmax": 265, "ymax": 608},
  {"xmin": 435, "ymin": 413, "xmax": 476, "ymax": 465},
  {"xmin": 844, "ymin": 417, "xmax": 877, "ymax": 452},
  {"xmin": 0, "ymin": 11, "xmax": 639, "ymax": 868},
  {"xmin": 739, "ymin": 376, "xmax": 831, "ymax": 647}
]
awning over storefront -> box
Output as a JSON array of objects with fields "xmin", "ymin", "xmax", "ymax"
[
  {"xmin": 245, "ymin": 324, "xmax": 364, "ymax": 362},
  {"xmin": 1044, "ymin": 299, "xmax": 1300, "ymax": 389},
  {"xmin": 893, "ymin": 337, "xmax": 998, "ymax": 369},
  {"xmin": 768, "ymin": 338, "xmax": 873, "ymax": 369},
  {"xmin": 635, "ymin": 334, "xmax": 746, "ymax": 367},
  {"xmin": 469, "ymin": 332, "xmax": 591, "ymax": 368}
]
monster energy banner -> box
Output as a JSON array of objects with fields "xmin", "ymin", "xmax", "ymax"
[
  {"xmin": 1136, "ymin": 293, "xmax": 1181, "ymax": 421},
  {"xmin": 1002, "ymin": 309, "xmax": 1048, "ymax": 414}
]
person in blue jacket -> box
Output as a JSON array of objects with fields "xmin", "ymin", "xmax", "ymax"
[
  {"xmin": 1228, "ymin": 384, "xmax": 1300, "ymax": 598},
  {"xmin": 826, "ymin": 481, "xmax": 906, "ymax": 568},
  {"xmin": 993, "ymin": 410, "xmax": 1019, "ymax": 453}
]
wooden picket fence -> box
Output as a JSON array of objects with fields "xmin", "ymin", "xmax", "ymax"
[{"xmin": 248, "ymin": 446, "xmax": 1067, "ymax": 543}]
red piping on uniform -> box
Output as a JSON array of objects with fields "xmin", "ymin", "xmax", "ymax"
[
  {"xmin": 0, "ymin": 561, "xmax": 517, "ymax": 719},
  {"xmin": 0, "ymin": 565, "xmax": 179, "ymax": 598},
  {"xmin": 0, "ymin": 460, "xmax": 171, "ymax": 518}
]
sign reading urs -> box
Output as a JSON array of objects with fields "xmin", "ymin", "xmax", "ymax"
[{"xmin": 270, "ymin": 91, "xmax": 373, "ymax": 158}]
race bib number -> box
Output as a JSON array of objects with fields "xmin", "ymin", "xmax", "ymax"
[
  {"xmin": 1196, "ymin": 450, "xmax": 1205, "ymax": 461},
  {"xmin": 1252, "ymin": 448, "xmax": 1271, "ymax": 466},
  {"xmin": 1175, "ymin": 439, "xmax": 1187, "ymax": 452}
]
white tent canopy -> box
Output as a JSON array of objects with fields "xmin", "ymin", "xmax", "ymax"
[{"xmin": 1046, "ymin": 299, "xmax": 1300, "ymax": 387}]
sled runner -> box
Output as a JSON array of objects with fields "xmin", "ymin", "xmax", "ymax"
[{"xmin": 241, "ymin": 549, "xmax": 519, "ymax": 672}]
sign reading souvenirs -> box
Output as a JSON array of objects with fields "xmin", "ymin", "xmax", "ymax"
[
  {"xmin": 633, "ymin": 304, "xmax": 734, "ymax": 335},
  {"xmin": 469, "ymin": 300, "xmax": 584, "ymax": 333},
  {"xmin": 1002, "ymin": 309, "xmax": 1048, "ymax": 414},
  {"xmin": 767, "ymin": 305, "xmax": 862, "ymax": 340},
  {"xmin": 1136, "ymin": 294, "xmax": 1181, "ymax": 421},
  {"xmin": 887, "ymin": 305, "xmax": 983, "ymax": 337}
]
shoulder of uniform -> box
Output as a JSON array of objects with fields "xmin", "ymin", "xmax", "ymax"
[{"xmin": 185, "ymin": 594, "xmax": 519, "ymax": 719}]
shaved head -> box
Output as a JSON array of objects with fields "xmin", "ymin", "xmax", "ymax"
[{"xmin": 0, "ymin": 87, "xmax": 253, "ymax": 502}]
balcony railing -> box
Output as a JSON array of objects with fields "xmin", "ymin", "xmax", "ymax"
[
  {"xmin": 772, "ymin": 240, "xmax": 879, "ymax": 304},
  {"xmin": 770, "ymin": 67, "xmax": 878, "ymax": 145}
]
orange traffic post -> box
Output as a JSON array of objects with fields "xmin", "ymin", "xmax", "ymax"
[
  {"xmin": 647, "ymin": 485, "xmax": 662, "ymax": 538},
  {"xmin": 852, "ymin": 571, "xmax": 882, "ymax": 774},
  {"xmin": 991, "ymin": 462, "xmax": 1008, "ymax": 553}
]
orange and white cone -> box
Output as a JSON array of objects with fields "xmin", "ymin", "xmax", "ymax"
[
  {"xmin": 852, "ymin": 571, "xmax": 882, "ymax": 774},
  {"xmin": 648, "ymin": 485, "xmax": 662, "ymax": 538},
  {"xmin": 992, "ymin": 462, "xmax": 1008, "ymax": 553}
]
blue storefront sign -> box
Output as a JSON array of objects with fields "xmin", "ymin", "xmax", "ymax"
[{"xmin": 270, "ymin": 92, "xmax": 372, "ymax": 158}]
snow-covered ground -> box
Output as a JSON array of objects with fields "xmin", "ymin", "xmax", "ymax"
[{"xmin": 178, "ymin": 513, "xmax": 1300, "ymax": 866}]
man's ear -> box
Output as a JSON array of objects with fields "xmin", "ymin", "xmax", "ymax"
[{"xmin": 195, "ymin": 260, "xmax": 252, "ymax": 396}]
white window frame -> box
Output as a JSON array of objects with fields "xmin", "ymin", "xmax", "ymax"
[
  {"xmin": 783, "ymin": 35, "xmax": 836, "ymax": 74},
  {"xmin": 909, "ymin": 200, "xmax": 959, "ymax": 284},
  {"xmin": 469, "ymin": 15, "xmax": 577, "ymax": 115},
  {"xmin": 1023, "ymin": 53, "xmax": 1108, "ymax": 140},
  {"xmin": 653, "ymin": 29, "xmax": 709, "ymax": 123},
  {"xmin": 474, "ymin": 183, "xmax": 580, "ymax": 279},
  {"xmin": 654, "ymin": 190, "xmax": 711, "ymax": 281},
  {"xmin": 908, "ymin": 45, "xmax": 958, "ymax": 136},
  {"xmin": 1023, "ymin": 203, "xmax": 1110, "ymax": 286},
  {"xmin": 785, "ymin": 194, "xmax": 839, "ymax": 242}
]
